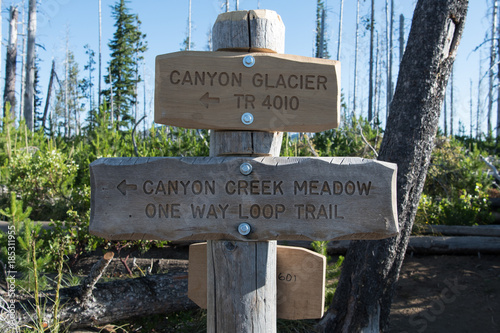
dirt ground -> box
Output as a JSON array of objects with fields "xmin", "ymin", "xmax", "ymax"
[
  {"xmin": 388, "ymin": 254, "xmax": 500, "ymax": 333},
  {"xmin": 55, "ymin": 249, "xmax": 500, "ymax": 332}
]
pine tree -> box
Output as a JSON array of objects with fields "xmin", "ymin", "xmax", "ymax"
[
  {"xmin": 104, "ymin": 0, "xmax": 147, "ymax": 128},
  {"xmin": 315, "ymin": 0, "xmax": 329, "ymax": 59}
]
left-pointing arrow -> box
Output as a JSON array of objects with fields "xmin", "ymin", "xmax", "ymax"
[
  {"xmin": 200, "ymin": 92, "xmax": 220, "ymax": 108},
  {"xmin": 117, "ymin": 180, "xmax": 137, "ymax": 195}
]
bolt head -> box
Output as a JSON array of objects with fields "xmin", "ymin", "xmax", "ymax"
[
  {"xmin": 238, "ymin": 223, "xmax": 251, "ymax": 236},
  {"xmin": 243, "ymin": 55, "xmax": 255, "ymax": 67},
  {"xmin": 241, "ymin": 112, "xmax": 254, "ymax": 125},
  {"xmin": 240, "ymin": 162, "xmax": 253, "ymax": 175}
]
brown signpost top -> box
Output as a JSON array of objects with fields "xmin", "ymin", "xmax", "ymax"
[
  {"xmin": 154, "ymin": 51, "xmax": 340, "ymax": 132},
  {"xmin": 90, "ymin": 156, "xmax": 398, "ymax": 241}
]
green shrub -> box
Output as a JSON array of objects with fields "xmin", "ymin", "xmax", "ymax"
[
  {"xmin": 7, "ymin": 147, "xmax": 78, "ymax": 221},
  {"xmin": 313, "ymin": 116, "xmax": 382, "ymax": 157},
  {"xmin": 416, "ymin": 183, "xmax": 493, "ymax": 227},
  {"xmin": 415, "ymin": 137, "xmax": 494, "ymax": 227}
]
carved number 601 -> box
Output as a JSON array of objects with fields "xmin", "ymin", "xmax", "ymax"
[{"xmin": 278, "ymin": 272, "xmax": 297, "ymax": 282}]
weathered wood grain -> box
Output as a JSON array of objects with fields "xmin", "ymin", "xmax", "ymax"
[
  {"xmin": 207, "ymin": 240, "xmax": 277, "ymax": 332},
  {"xmin": 212, "ymin": 10, "xmax": 285, "ymax": 53},
  {"xmin": 188, "ymin": 243, "xmax": 326, "ymax": 320},
  {"xmin": 209, "ymin": 130, "xmax": 283, "ymax": 156},
  {"xmin": 154, "ymin": 51, "xmax": 340, "ymax": 132},
  {"xmin": 89, "ymin": 156, "xmax": 398, "ymax": 241},
  {"xmin": 207, "ymin": 10, "xmax": 282, "ymax": 332}
]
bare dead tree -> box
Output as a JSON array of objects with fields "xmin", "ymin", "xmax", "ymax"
[
  {"xmin": 488, "ymin": 0, "xmax": 497, "ymax": 135},
  {"xmin": 4, "ymin": 6, "xmax": 18, "ymax": 117},
  {"xmin": 386, "ymin": 0, "xmax": 395, "ymax": 119},
  {"xmin": 23, "ymin": 0, "xmax": 36, "ymax": 130},
  {"xmin": 451, "ymin": 65, "xmax": 455, "ymax": 135},
  {"xmin": 496, "ymin": 8, "xmax": 500, "ymax": 137},
  {"xmin": 98, "ymin": 0, "xmax": 102, "ymax": 108},
  {"xmin": 470, "ymin": 80, "xmax": 474, "ymax": 138},
  {"xmin": 399, "ymin": 14, "xmax": 405, "ymax": 63},
  {"xmin": 444, "ymin": 90, "xmax": 448, "ymax": 135},
  {"xmin": 19, "ymin": 0, "xmax": 26, "ymax": 120},
  {"xmin": 337, "ymin": 0, "xmax": 344, "ymax": 61},
  {"xmin": 368, "ymin": 0, "xmax": 375, "ymax": 122},
  {"xmin": 352, "ymin": 0, "xmax": 360, "ymax": 116},
  {"xmin": 478, "ymin": 50, "xmax": 483, "ymax": 139},
  {"xmin": 41, "ymin": 60, "xmax": 56, "ymax": 130}
]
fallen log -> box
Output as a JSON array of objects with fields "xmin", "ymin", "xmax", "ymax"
[
  {"xmin": 407, "ymin": 236, "xmax": 500, "ymax": 254},
  {"xmin": 1, "ymin": 262, "xmax": 196, "ymax": 330},
  {"xmin": 283, "ymin": 236, "xmax": 500, "ymax": 255},
  {"xmin": 416, "ymin": 224, "xmax": 500, "ymax": 237}
]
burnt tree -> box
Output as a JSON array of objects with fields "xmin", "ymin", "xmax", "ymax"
[
  {"xmin": 3, "ymin": 6, "xmax": 18, "ymax": 116},
  {"xmin": 319, "ymin": 0, "xmax": 469, "ymax": 331}
]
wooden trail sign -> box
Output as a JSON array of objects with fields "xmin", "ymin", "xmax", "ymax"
[
  {"xmin": 89, "ymin": 156, "xmax": 398, "ymax": 241},
  {"xmin": 155, "ymin": 51, "xmax": 340, "ymax": 132},
  {"xmin": 188, "ymin": 243, "xmax": 326, "ymax": 320}
]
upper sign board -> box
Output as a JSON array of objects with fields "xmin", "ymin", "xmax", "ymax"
[
  {"xmin": 90, "ymin": 157, "xmax": 398, "ymax": 241},
  {"xmin": 155, "ymin": 51, "xmax": 340, "ymax": 132}
]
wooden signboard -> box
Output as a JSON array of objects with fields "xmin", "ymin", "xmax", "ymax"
[
  {"xmin": 90, "ymin": 156, "xmax": 398, "ymax": 241},
  {"xmin": 155, "ymin": 51, "xmax": 340, "ymax": 132},
  {"xmin": 188, "ymin": 243, "xmax": 326, "ymax": 320}
]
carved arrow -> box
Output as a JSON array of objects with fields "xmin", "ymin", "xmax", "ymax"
[
  {"xmin": 117, "ymin": 180, "xmax": 137, "ymax": 195},
  {"xmin": 199, "ymin": 92, "xmax": 220, "ymax": 108}
]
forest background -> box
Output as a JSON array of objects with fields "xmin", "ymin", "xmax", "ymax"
[
  {"xmin": 0, "ymin": 0, "xmax": 499, "ymax": 331},
  {"xmin": 0, "ymin": 0, "xmax": 495, "ymax": 135}
]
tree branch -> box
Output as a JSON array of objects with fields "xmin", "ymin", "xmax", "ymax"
[
  {"xmin": 78, "ymin": 252, "xmax": 114, "ymax": 307},
  {"xmin": 480, "ymin": 155, "xmax": 500, "ymax": 181}
]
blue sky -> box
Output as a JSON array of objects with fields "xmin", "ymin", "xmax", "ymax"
[{"xmin": 0, "ymin": 0, "xmax": 493, "ymax": 135}]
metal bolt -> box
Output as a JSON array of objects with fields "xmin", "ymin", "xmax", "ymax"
[
  {"xmin": 240, "ymin": 162, "xmax": 253, "ymax": 175},
  {"xmin": 243, "ymin": 55, "xmax": 255, "ymax": 67},
  {"xmin": 238, "ymin": 223, "xmax": 251, "ymax": 236},
  {"xmin": 241, "ymin": 112, "xmax": 254, "ymax": 125}
]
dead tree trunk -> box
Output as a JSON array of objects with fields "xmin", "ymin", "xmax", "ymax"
[
  {"xmin": 489, "ymin": 0, "xmax": 497, "ymax": 135},
  {"xmin": 98, "ymin": 0, "xmax": 102, "ymax": 109},
  {"xmin": 41, "ymin": 60, "xmax": 55, "ymax": 130},
  {"xmin": 3, "ymin": 268, "xmax": 195, "ymax": 330},
  {"xmin": 450, "ymin": 66, "xmax": 455, "ymax": 135},
  {"xmin": 399, "ymin": 14, "xmax": 405, "ymax": 64},
  {"xmin": 3, "ymin": 6, "xmax": 18, "ymax": 117},
  {"xmin": 352, "ymin": 0, "xmax": 360, "ymax": 116},
  {"xmin": 319, "ymin": 0, "xmax": 468, "ymax": 331},
  {"xmin": 23, "ymin": 0, "xmax": 36, "ymax": 131},
  {"xmin": 337, "ymin": 0, "xmax": 344, "ymax": 61},
  {"xmin": 368, "ymin": 0, "xmax": 375, "ymax": 122},
  {"xmin": 496, "ymin": 12, "xmax": 500, "ymax": 137}
]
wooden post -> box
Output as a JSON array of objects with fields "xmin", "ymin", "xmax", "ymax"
[{"xmin": 207, "ymin": 10, "xmax": 285, "ymax": 332}]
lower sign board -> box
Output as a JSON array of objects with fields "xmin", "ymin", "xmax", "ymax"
[
  {"xmin": 90, "ymin": 157, "xmax": 398, "ymax": 241},
  {"xmin": 188, "ymin": 243, "xmax": 326, "ymax": 320}
]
